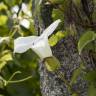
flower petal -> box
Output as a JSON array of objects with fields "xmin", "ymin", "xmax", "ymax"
[
  {"xmin": 31, "ymin": 37, "xmax": 52, "ymax": 59},
  {"xmin": 41, "ymin": 19, "xmax": 61, "ymax": 38},
  {"xmin": 20, "ymin": 19, "xmax": 30, "ymax": 29},
  {"xmin": 14, "ymin": 19, "xmax": 61, "ymax": 58},
  {"xmin": 11, "ymin": 5, "xmax": 19, "ymax": 13},
  {"xmin": 30, "ymin": 19, "xmax": 61, "ymax": 59},
  {"xmin": 14, "ymin": 36, "xmax": 38, "ymax": 53}
]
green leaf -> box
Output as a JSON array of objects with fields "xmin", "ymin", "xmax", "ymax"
[
  {"xmin": 0, "ymin": 2, "xmax": 8, "ymax": 10},
  {"xmin": 84, "ymin": 71, "xmax": 96, "ymax": 82},
  {"xmin": 88, "ymin": 84, "xmax": 96, "ymax": 96},
  {"xmin": 4, "ymin": 0, "xmax": 22, "ymax": 7},
  {"xmin": 78, "ymin": 31, "xmax": 96, "ymax": 54},
  {"xmin": 72, "ymin": 93, "xmax": 78, "ymax": 96},
  {"xmin": 44, "ymin": 56, "xmax": 61, "ymax": 72},
  {"xmin": 52, "ymin": 9, "xmax": 64, "ymax": 21},
  {"xmin": 0, "ymin": 61, "xmax": 6, "ymax": 71},
  {"xmin": 1, "ymin": 51, "xmax": 12, "ymax": 61},
  {"xmin": 0, "ymin": 15, "xmax": 8, "ymax": 26},
  {"xmin": 70, "ymin": 68, "xmax": 81, "ymax": 85},
  {"xmin": 0, "ymin": 76, "xmax": 5, "ymax": 88},
  {"xmin": 56, "ymin": 31, "xmax": 66, "ymax": 39},
  {"xmin": 49, "ymin": 31, "xmax": 66, "ymax": 46},
  {"xmin": 70, "ymin": 64, "xmax": 84, "ymax": 85},
  {"xmin": 48, "ymin": 34, "xmax": 58, "ymax": 46},
  {"xmin": 0, "ymin": 26, "xmax": 9, "ymax": 36},
  {"xmin": 0, "ymin": 51, "xmax": 12, "ymax": 70}
]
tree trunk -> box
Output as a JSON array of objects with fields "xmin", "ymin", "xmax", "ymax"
[{"xmin": 32, "ymin": 0, "xmax": 96, "ymax": 96}]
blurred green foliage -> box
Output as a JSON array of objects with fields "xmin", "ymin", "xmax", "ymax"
[{"xmin": 0, "ymin": 0, "xmax": 41, "ymax": 96}]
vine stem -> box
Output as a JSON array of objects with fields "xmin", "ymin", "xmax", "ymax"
[
  {"xmin": 3, "ymin": 71, "xmax": 32, "ymax": 86},
  {"xmin": 8, "ymin": 71, "xmax": 21, "ymax": 81},
  {"xmin": 5, "ymin": 76, "xmax": 32, "ymax": 86}
]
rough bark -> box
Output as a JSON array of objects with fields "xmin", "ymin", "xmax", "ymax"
[{"xmin": 32, "ymin": 0, "xmax": 96, "ymax": 96}]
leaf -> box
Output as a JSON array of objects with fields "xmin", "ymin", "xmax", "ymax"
[
  {"xmin": 0, "ymin": 51, "xmax": 12, "ymax": 70},
  {"xmin": 49, "ymin": 31, "xmax": 66, "ymax": 46},
  {"xmin": 70, "ymin": 64, "xmax": 84, "ymax": 85},
  {"xmin": 0, "ymin": 15, "xmax": 8, "ymax": 26},
  {"xmin": 48, "ymin": 34, "xmax": 58, "ymax": 46},
  {"xmin": 0, "ymin": 26, "xmax": 9, "ymax": 36},
  {"xmin": 70, "ymin": 68, "xmax": 81, "ymax": 85},
  {"xmin": 56, "ymin": 31, "xmax": 66, "ymax": 39},
  {"xmin": 0, "ymin": 76, "xmax": 4, "ymax": 89},
  {"xmin": 84, "ymin": 71, "xmax": 96, "ymax": 82},
  {"xmin": 0, "ymin": 2, "xmax": 8, "ymax": 10},
  {"xmin": 72, "ymin": 93, "xmax": 78, "ymax": 96},
  {"xmin": 0, "ymin": 61, "xmax": 6, "ymax": 71},
  {"xmin": 88, "ymin": 84, "xmax": 96, "ymax": 96},
  {"xmin": 1, "ymin": 52, "xmax": 12, "ymax": 61},
  {"xmin": 52, "ymin": 9, "xmax": 64, "ymax": 21},
  {"xmin": 44, "ymin": 56, "xmax": 61, "ymax": 72},
  {"xmin": 78, "ymin": 31, "xmax": 96, "ymax": 54},
  {"xmin": 4, "ymin": 0, "xmax": 22, "ymax": 7}
]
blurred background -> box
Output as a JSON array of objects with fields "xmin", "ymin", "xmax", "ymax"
[{"xmin": 0, "ymin": 0, "xmax": 41, "ymax": 96}]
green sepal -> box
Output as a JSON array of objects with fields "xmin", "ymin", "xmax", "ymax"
[{"xmin": 44, "ymin": 56, "xmax": 61, "ymax": 72}]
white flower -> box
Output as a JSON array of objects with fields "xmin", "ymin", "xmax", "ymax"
[
  {"xmin": 21, "ymin": 3, "xmax": 32, "ymax": 17},
  {"xmin": 0, "ymin": 37, "xmax": 9, "ymax": 44},
  {"xmin": 14, "ymin": 19, "xmax": 61, "ymax": 59},
  {"xmin": 14, "ymin": 36, "xmax": 38, "ymax": 53},
  {"xmin": 20, "ymin": 19, "xmax": 30, "ymax": 29},
  {"xmin": 21, "ymin": 3, "xmax": 28, "ymax": 13},
  {"xmin": 11, "ymin": 5, "xmax": 19, "ymax": 13},
  {"xmin": 11, "ymin": 3, "xmax": 32, "ymax": 29}
]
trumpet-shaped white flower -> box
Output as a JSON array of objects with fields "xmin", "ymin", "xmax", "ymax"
[
  {"xmin": 14, "ymin": 19, "xmax": 61, "ymax": 59},
  {"xmin": 0, "ymin": 37, "xmax": 9, "ymax": 44}
]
